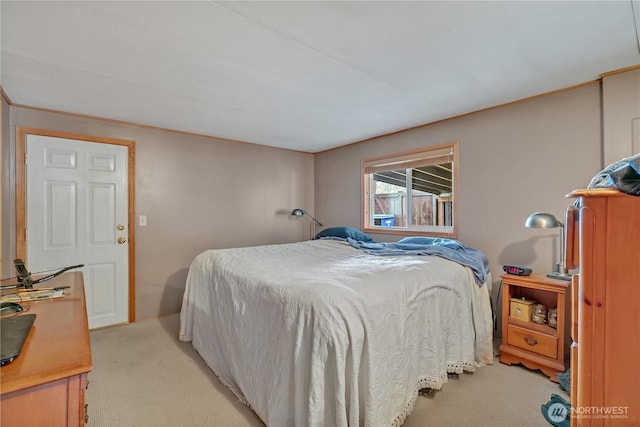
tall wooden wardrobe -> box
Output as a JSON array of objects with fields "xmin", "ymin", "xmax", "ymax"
[{"xmin": 566, "ymin": 188, "xmax": 640, "ymax": 427}]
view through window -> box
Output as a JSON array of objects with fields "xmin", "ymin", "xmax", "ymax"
[{"xmin": 362, "ymin": 142, "xmax": 458, "ymax": 237}]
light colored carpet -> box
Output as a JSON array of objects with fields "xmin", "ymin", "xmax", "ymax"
[{"xmin": 87, "ymin": 315, "xmax": 566, "ymax": 427}]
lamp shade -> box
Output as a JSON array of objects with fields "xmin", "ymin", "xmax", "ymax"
[
  {"xmin": 291, "ymin": 208, "xmax": 305, "ymax": 216},
  {"xmin": 524, "ymin": 212, "xmax": 562, "ymax": 229}
]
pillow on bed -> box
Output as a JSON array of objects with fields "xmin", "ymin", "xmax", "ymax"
[{"xmin": 315, "ymin": 226, "xmax": 373, "ymax": 242}]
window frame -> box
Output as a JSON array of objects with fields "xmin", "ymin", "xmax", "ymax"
[{"xmin": 361, "ymin": 141, "xmax": 459, "ymax": 238}]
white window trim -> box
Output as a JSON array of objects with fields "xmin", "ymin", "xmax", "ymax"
[{"xmin": 361, "ymin": 141, "xmax": 459, "ymax": 238}]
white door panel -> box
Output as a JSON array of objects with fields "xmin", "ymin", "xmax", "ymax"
[
  {"xmin": 26, "ymin": 134, "xmax": 129, "ymax": 329},
  {"xmin": 46, "ymin": 180, "xmax": 77, "ymax": 249}
]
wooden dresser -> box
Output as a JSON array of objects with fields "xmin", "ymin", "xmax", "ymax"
[
  {"xmin": 0, "ymin": 272, "xmax": 92, "ymax": 427},
  {"xmin": 566, "ymin": 189, "xmax": 640, "ymax": 426}
]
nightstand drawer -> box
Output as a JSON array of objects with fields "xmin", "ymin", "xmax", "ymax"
[{"xmin": 507, "ymin": 324, "xmax": 557, "ymax": 359}]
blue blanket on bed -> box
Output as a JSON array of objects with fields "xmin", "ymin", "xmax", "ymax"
[{"xmin": 346, "ymin": 238, "xmax": 490, "ymax": 285}]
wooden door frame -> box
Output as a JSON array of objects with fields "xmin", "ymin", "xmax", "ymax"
[{"xmin": 16, "ymin": 126, "xmax": 136, "ymax": 323}]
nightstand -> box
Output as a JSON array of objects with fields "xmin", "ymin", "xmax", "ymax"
[{"xmin": 499, "ymin": 273, "xmax": 569, "ymax": 382}]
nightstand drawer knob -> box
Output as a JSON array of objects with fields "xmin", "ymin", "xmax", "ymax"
[{"xmin": 525, "ymin": 336, "xmax": 538, "ymax": 346}]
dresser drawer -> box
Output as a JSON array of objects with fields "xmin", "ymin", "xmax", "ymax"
[{"xmin": 507, "ymin": 324, "xmax": 557, "ymax": 359}]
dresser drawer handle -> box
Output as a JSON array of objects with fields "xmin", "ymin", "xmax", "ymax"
[{"xmin": 525, "ymin": 336, "xmax": 538, "ymax": 346}]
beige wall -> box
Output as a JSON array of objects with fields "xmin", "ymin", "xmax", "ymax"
[
  {"xmin": 2, "ymin": 69, "xmax": 636, "ymax": 323},
  {"xmin": 0, "ymin": 97, "xmax": 4, "ymax": 268},
  {"xmin": 2, "ymin": 106, "xmax": 314, "ymax": 320},
  {"xmin": 315, "ymin": 83, "xmax": 602, "ymax": 317},
  {"xmin": 1, "ymin": 95, "xmax": 9, "ymax": 273},
  {"xmin": 603, "ymin": 68, "xmax": 640, "ymax": 165}
]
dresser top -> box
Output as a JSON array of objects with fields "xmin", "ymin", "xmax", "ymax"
[
  {"xmin": 0, "ymin": 272, "xmax": 92, "ymax": 395},
  {"xmin": 567, "ymin": 188, "xmax": 632, "ymax": 198}
]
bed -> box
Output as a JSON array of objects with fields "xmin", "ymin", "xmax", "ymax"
[{"xmin": 179, "ymin": 238, "xmax": 493, "ymax": 427}]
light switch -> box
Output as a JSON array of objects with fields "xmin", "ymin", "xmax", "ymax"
[{"xmin": 139, "ymin": 215, "xmax": 147, "ymax": 226}]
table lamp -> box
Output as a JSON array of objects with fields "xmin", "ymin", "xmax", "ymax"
[{"xmin": 525, "ymin": 212, "xmax": 571, "ymax": 281}]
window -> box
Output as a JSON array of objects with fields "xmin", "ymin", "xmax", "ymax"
[{"xmin": 361, "ymin": 141, "xmax": 458, "ymax": 237}]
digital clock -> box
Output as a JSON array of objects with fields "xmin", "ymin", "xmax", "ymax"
[{"xmin": 503, "ymin": 265, "xmax": 532, "ymax": 276}]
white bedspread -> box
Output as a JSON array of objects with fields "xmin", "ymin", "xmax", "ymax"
[{"xmin": 179, "ymin": 239, "xmax": 493, "ymax": 427}]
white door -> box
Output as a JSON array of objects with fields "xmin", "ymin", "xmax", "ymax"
[{"xmin": 26, "ymin": 134, "xmax": 129, "ymax": 329}]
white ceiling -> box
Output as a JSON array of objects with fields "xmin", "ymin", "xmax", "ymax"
[{"xmin": 2, "ymin": 1, "xmax": 639, "ymax": 153}]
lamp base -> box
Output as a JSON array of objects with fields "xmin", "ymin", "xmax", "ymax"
[{"xmin": 547, "ymin": 272, "xmax": 572, "ymax": 281}]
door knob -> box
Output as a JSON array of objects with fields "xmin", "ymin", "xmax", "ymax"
[
  {"xmin": 117, "ymin": 237, "xmax": 127, "ymax": 244},
  {"xmin": 116, "ymin": 224, "xmax": 125, "ymax": 231}
]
